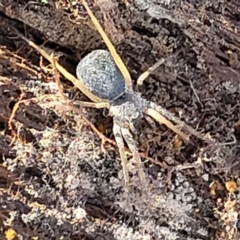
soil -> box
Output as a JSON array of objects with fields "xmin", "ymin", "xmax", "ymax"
[{"xmin": 0, "ymin": 0, "xmax": 240, "ymax": 239}]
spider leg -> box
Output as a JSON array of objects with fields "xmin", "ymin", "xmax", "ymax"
[
  {"xmin": 121, "ymin": 127, "xmax": 149, "ymax": 199},
  {"xmin": 74, "ymin": 101, "xmax": 109, "ymax": 109},
  {"xmin": 146, "ymin": 102, "xmax": 215, "ymax": 144},
  {"xmin": 137, "ymin": 58, "xmax": 167, "ymax": 85},
  {"xmin": 10, "ymin": 26, "xmax": 103, "ymax": 104},
  {"xmin": 81, "ymin": 0, "xmax": 132, "ymax": 88},
  {"xmin": 137, "ymin": 49, "xmax": 182, "ymax": 85},
  {"xmin": 113, "ymin": 123, "xmax": 129, "ymax": 192},
  {"xmin": 146, "ymin": 108, "xmax": 190, "ymax": 142}
]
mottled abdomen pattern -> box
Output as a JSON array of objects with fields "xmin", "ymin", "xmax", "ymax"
[{"xmin": 76, "ymin": 50, "xmax": 126, "ymax": 101}]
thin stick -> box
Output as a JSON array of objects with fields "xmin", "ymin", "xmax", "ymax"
[{"xmin": 81, "ymin": 0, "xmax": 132, "ymax": 88}]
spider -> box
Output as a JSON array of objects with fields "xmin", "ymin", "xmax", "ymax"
[
  {"xmin": 12, "ymin": 0, "xmax": 212, "ymax": 196},
  {"xmin": 73, "ymin": 0, "xmax": 212, "ymax": 195},
  {"xmin": 76, "ymin": 49, "xmax": 151, "ymax": 194},
  {"xmin": 76, "ymin": 48, "xmax": 211, "ymax": 195}
]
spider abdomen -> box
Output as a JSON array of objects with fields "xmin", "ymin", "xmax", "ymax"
[{"xmin": 76, "ymin": 50, "xmax": 126, "ymax": 101}]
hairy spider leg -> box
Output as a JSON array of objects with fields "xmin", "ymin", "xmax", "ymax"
[
  {"xmin": 146, "ymin": 101, "xmax": 215, "ymax": 144},
  {"xmin": 74, "ymin": 101, "xmax": 110, "ymax": 108},
  {"xmin": 121, "ymin": 127, "xmax": 149, "ymax": 199},
  {"xmin": 113, "ymin": 123, "xmax": 130, "ymax": 192},
  {"xmin": 137, "ymin": 58, "xmax": 167, "ymax": 85},
  {"xmin": 146, "ymin": 108, "xmax": 190, "ymax": 142},
  {"xmin": 137, "ymin": 48, "xmax": 182, "ymax": 85}
]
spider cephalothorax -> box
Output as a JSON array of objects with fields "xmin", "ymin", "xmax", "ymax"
[{"xmin": 109, "ymin": 90, "xmax": 146, "ymax": 129}]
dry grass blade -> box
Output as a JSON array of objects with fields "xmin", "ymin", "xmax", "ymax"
[
  {"xmin": 10, "ymin": 26, "xmax": 107, "ymax": 105},
  {"xmin": 81, "ymin": 0, "xmax": 132, "ymax": 88}
]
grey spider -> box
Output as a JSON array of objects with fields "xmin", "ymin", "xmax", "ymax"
[{"xmin": 76, "ymin": 49, "xmax": 209, "ymax": 194}]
